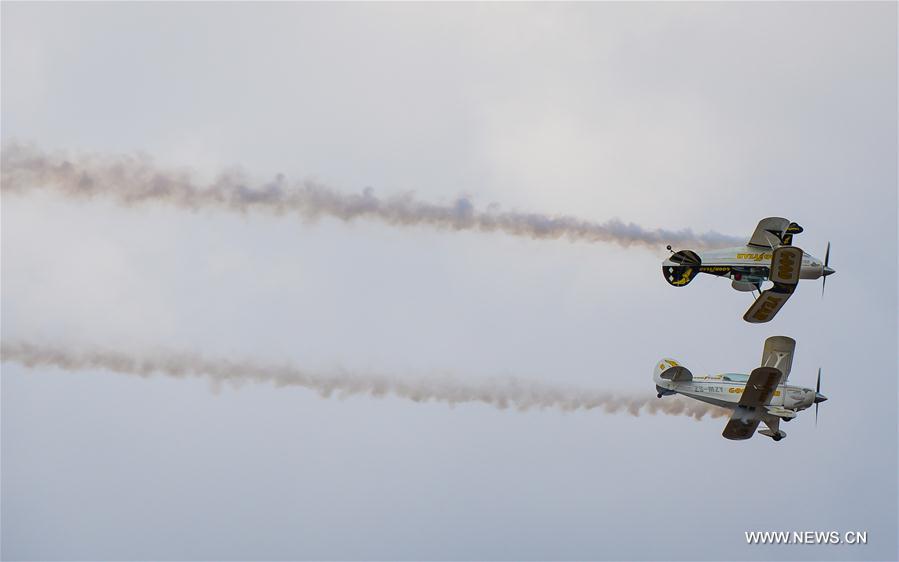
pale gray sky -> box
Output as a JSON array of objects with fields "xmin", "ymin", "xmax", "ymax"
[{"xmin": 2, "ymin": 2, "xmax": 896, "ymax": 561}]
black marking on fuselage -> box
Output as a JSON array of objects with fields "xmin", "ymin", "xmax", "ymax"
[{"xmin": 697, "ymin": 265, "xmax": 770, "ymax": 280}]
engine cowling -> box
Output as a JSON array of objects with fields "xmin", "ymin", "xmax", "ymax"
[{"xmin": 783, "ymin": 387, "xmax": 815, "ymax": 409}]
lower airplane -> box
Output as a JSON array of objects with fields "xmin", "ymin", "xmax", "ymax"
[{"xmin": 653, "ymin": 336, "xmax": 827, "ymax": 441}]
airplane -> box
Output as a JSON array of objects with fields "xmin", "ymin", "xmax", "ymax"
[
  {"xmin": 662, "ymin": 217, "xmax": 835, "ymax": 322},
  {"xmin": 653, "ymin": 336, "xmax": 827, "ymax": 441}
]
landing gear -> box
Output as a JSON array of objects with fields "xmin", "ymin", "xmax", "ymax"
[
  {"xmin": 759, "ymin": 429, "xmax": 787, "ymax": 441},
  {"xmin": 781, "ymin": 417, "xmax": 792, "ymax": 422},
  {"xmin": 657, "ymin": 393, "xmax": 664, "ymax": 398}
]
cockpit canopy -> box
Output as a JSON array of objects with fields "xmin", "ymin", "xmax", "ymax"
[{"xmin": 720, "ymin": 373, "xmax": 750, "ymax": 382}]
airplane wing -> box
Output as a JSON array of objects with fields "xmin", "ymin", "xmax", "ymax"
[
  {"xmin": 738, "ymin": 367, "xmax": 782, "ymax": 407},
  {"xmin": 721, "ymin": 367, "xmax": 782, "ymax": 440},
  {"xmin": 743, "ymin": 290, "xmax": 792, "ymax": 323},
  {"xmin": 722, "ymin": 416, "xmax": 760, "ymax": 440},
  {"xmin": 743, "ymin": 246, "xmax": 803, "ymax": 323},
  {"xmin": 761, "ymin": 336, "xmax": 796, "ymax": 383},
  {"xmin": 748, "ymin": 217, "xmax": 791, "ymax": 248},
  {"xmin": 769, "ymin": 246, "xmax": 803, "ymax": 285}
]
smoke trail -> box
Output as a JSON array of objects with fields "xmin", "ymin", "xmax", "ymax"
[
  {"xmin": 1, "ymin": 143, "xmax": 742, "ymax": 250},
  {"xmin": 1, "ymin": 341, "xmax": 729, "ymax": 420}
]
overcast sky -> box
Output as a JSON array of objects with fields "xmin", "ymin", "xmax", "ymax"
[{"xmin": 2, "ymin": 2, "xmax": 896, "ymax": 561}]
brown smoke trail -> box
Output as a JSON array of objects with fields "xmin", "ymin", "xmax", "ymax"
[
  {"xmin": 1, "ymin": 341, "xmax": 729, "ymax": 420},
  {"xmin": 1, "ymin": 143, "xmax": 743, "ymax": 250}
]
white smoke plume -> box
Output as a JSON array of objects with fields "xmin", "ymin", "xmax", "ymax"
[
  {"xmin": 1, "ymin": 143, "xmax": 743, "ymax": 250},
  {"xmin": 1, "ymin": 341, "xmax": 729, "ymax": 420}
]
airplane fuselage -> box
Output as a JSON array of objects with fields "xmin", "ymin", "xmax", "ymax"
[
  {"xmin": 662, "ymin": 245, "xmax": 832, "ymax": 290},
  {"xmin": 696, "ymin": 246, "xmax": 828, "ymax": 280},
  {"xmin": 654, "ymin": 372, "xmax": 818, "ymax": 412}
]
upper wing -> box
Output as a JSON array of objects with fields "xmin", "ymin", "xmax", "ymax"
[
  {"xmin": 761, "ymin": 336, "xmax": 796, "ymax": 383},
  {"xmin": 722, "ymin": 367, "xmax": 782, "ymax": 440},
  {"xmin": 738, "ymin": 367, "xmax": 782, "ymax": 407},
  {"xmin": 747, "ymin": 217, "xmax": 791, "ymax": 248}
]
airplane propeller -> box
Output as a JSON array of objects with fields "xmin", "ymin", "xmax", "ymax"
[
  {"xmin": 814, "ymin": 367, "xmax": 827, "ymax": 426},
  {"xmin": 821, "ymin": 242, "xmax": 833, "ymax": 297}
]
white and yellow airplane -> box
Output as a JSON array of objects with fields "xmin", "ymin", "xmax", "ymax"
[
  {"xmin": 653, "ymin": 336, "xmax": 827, "ymax": 441},
  {"xmin": 662, "ymin": 217, "xmax": 834, "ymax": 322}
]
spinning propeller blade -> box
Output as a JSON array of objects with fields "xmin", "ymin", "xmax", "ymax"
[
  {"xmin": 815, "ymin": 367, "xmax": 822, "ymax": 426},
  {"xmin": 822, "ymin": 242, "xmax": 832, "ymax": 297}
]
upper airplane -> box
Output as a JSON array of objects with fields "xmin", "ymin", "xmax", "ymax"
[{"xmin": 662, "ymin": 217, "xmax": 834, "ymax": 323}]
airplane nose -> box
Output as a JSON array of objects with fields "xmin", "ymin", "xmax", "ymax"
[
  {"xmin": 822, "ymin": 266, "xmax": 835, "ymax": 277},
  {"xmin": 814, "ymin": 393, "xmax": 828, "ymax": 404}
]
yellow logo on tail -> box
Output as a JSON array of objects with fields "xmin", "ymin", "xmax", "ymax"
[{"xmin": 671, "ymin": 268, "xmax": 693, "ymax": 286}]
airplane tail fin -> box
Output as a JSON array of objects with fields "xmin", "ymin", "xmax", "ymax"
[
  {"xmin": 653, "ymin": 359, "xmax": 693, "ymax": 384},
  {"xmin": 662, "ymin": 250, "xmax": 701, "ymax": 287}
]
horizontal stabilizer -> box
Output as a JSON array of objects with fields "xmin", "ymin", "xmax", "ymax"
[
  {"xmin": 660, "ymin": 365, "xmax": 693, "ymax": 382},
  {"xmin": 781, "ymin": 222, "xmax": 803, "ymax": 246}
]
